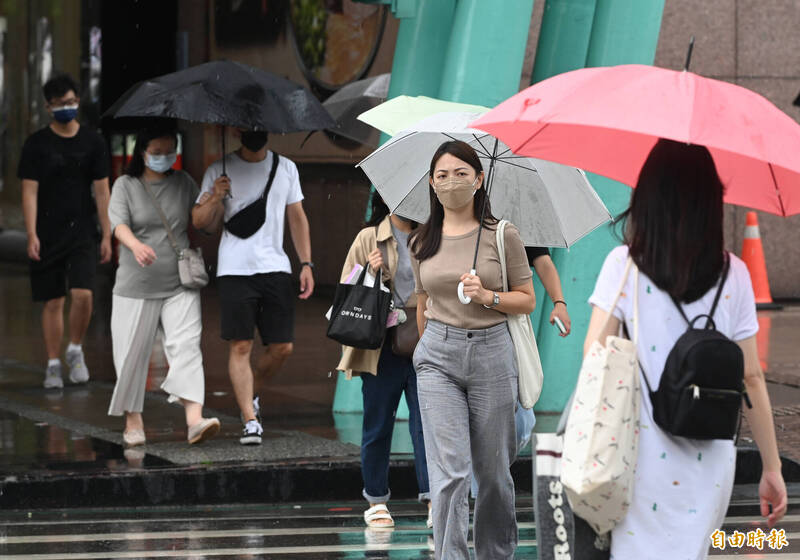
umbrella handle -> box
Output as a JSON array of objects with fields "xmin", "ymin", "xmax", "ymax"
[{"xmin": 457, "ymin": 268, "xmax": 477, "ymax": 305}]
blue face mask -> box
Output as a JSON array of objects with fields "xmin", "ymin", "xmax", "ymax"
[
  {"xmin": 145, "ymin": 153, "xmax": 177, "ymax": 174},
  {"xmin": 52, "ymin": 105, "xmax": 78, "ymax": 123}
]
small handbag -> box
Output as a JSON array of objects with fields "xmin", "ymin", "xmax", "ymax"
[
  {"xmin": 560, "ymin": 257, "xmax": 640, "ymax": 536},
  {"xmin": 224, "ymin": 153, "xmax": 280, "ymax": 239},
  {"xmin": 390, "ymin": 307, "xmax": 419, "ymax": 357},
  {"xmin": 139, "ymin": 179, "xmax": 209, "ymax": 290},
  {"xmin": 496, "ymin": 219, "xmax": 544, "ymax": 409},
  {"xmin": 327, "ymin": 264, "xmax": 392, "ymax": 349}
]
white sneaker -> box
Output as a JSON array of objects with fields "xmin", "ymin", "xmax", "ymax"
[
  {"xmin": 66, "ymin": 347, "xmax": 89, "ymax": 384},
  {"xmin": 240, "ymin": 419, "xmax": 263, "ymax": 445},
  {"xmin": 43, "ymin": 363, "xmax": 64, "ymax": 389},
  {"xmin": 239, "ymin": 395, "xmax": 262, "ymax": 425}
]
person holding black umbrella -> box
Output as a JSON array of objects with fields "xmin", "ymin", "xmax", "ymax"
[{"xmin": 192, "ymin": 129, "xmax": 314, "ymax": 445}]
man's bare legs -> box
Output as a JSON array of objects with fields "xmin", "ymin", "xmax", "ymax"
[
  {"xmin": 43, "ymin": 290, "xmax": 93, "ymax": 358},
  {"xmin": 67, "ymin": 288, "xmax": 93, "ymax": 344},
  {"xmin": 253, "ymin": 342, "xmax": 293, "ymax": 399},
  {"xmin": 42, "ymin": 297, "xmax": 65, "ymax": 360},
  {"xmin": 229, "ymin": 339, "xmax": 257, "ymax": 421}
]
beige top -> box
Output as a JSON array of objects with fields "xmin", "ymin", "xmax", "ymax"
[
  {"xmin": 336, "ymin": 216, "xmax": 418, "ymax": 378},
  {"xmin": 412, "ymin": 222, "xmax": 532, "ymax": 329}
]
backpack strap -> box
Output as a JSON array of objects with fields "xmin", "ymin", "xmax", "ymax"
[
  {"xmin": 707, "ymin": 252, "xmax": 731, "ymax": 322},
  {"xmin": 670, "ymin": 252, "xmax": 730, "ymax": 329}
]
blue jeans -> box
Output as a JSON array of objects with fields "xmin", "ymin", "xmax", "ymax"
[{"xmin": 361, "ymin": 340, "xmax": 430, "ymax": 503}]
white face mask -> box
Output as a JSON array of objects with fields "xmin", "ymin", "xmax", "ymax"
[
  {"xmin": 433, "ymin": 176, "xmax": 480, "ymax": 209},
  {"xmin": 145, "ymin": 153, "xmax": 177, "ymax": 173}
]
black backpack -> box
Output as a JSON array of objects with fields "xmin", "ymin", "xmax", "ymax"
[{"xmin": 642, "ymin": 254, "xmax": 752, "ymax": 440}]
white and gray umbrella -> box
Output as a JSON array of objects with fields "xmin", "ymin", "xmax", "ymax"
[{"xmin": 357, "ymin": 111, "xmax": 612, "ymax": 249}]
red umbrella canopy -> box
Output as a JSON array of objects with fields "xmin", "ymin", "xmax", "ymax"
[{"xmin": 472, "ymin": 64, "xmax": 800, "ymax": 216}]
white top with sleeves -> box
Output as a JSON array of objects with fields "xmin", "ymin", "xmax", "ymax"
[{"xmin": 588, "ymin": 245, "xmax": 758, "ymax": 560}]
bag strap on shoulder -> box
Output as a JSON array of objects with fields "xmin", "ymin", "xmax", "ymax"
[
  {"xmin": 377, "ymin": 225, "xmax": 406, "ymax": 306},
  {"xmin": 139, "ymin": 178, "xmax": 181, "ymax": 259},
  {"xmin": 496, "ymin": 219, "xmax": 509, "ymax": 292},
  {"xmin": 259, "ymin": 152, "xmax": 281, "ymax": 201},
  {"xmin": 670, "ymin": 252, "xmax": 731, "ymax": 329}
]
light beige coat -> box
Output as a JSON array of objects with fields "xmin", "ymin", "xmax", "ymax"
[{"xmin": 335, "ymin": 216, "xmax": 417, "ymax": 378}]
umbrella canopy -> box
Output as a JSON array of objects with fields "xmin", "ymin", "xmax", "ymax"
[
  {"xmin": 357, "ymin": 110, "xmax": 611, "ymax": 248},
  {"xmin": 358, "ymin": 95, "xmax": 490, "ymax": 137},
  {"xmin": 322, "ymin": 73, "xmax": 390, "ymax": 145},
  {"xmin": 471, "ymin": 64, "xmax": 800, "ymax": 216},
  {"xmin": 104, "ymin": 60, "xmax": 334, "ymax": 133}
]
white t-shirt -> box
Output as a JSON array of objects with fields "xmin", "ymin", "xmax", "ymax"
[
  {"xmin": 199, "ymin": 151, "xmax": 303, "ymax": 277},
  {"xmin": 588, "ymin": 245, "xmax": 759, "ymax": 560},
  {"xmin": 589, "ymin": 246, "xmax": 758, "ymax": 368}
]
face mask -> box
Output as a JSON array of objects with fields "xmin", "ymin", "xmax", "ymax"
[
  {"xmin": 433, "ymin": 176, "xmax": 480, "ymax": 210},
  {"xmin": 241, "ymin": 130, "xmax": 269, "ymax": 152},
  {"xmin": 145, "ymin": 153, "xmax": 177, "ymax": 173},
  {"xmin": 52, "ymin": 105, "xmax": 78, "ymax": 123}
]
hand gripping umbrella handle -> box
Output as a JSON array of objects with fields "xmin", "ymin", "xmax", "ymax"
[{"xmin": 457, "ymin": 268, "xmax": 476, "ymax": 305}]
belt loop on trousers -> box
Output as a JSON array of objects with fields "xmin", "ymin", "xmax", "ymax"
[{"xmin": 443, "ymin": 324, "xmax": 448, "ymax": 340}]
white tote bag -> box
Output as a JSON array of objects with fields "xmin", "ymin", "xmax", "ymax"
[
  {"xmin": 496, "ymin": 220, "xmax": 543, "ymax": 409},
  {"xmin": 560, "ymin": 257, "xmax": 641, "ymax": 535}
]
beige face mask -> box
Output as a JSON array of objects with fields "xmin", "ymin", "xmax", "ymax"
[{"xmin": 433, "ymin": 176, "xmax": 480, "ymax": 210}]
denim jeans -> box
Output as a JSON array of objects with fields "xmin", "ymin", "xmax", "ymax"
[{"xmin": 361, "ymin": 340, "xmax": 430, "ymax": 503}]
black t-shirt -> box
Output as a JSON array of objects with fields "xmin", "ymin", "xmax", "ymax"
[
  {"xmin": 18, "ymin": 126, "xmax": 109, "ymax": 241},
  {"xmin": 525, "ymin": 246, "xmax": 550, "ymax": 266}
]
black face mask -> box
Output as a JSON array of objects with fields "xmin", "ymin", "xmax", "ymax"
[{"xmin": 241, "ymin": 130, "xmax": 268, "ymax": 152}]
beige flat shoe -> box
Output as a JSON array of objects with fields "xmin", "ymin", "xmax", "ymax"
[
  {"xmin": 188, "ymin": 417, "xmax": 220, "ymax": 444},
  {"xmin": 123, "ymin": 429, "xmax": 145, "ymax": 447}
]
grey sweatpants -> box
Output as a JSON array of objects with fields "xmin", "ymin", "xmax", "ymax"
[{"xmin": 413, "ymin": 320, "xmax": 518, "ymax": 560}]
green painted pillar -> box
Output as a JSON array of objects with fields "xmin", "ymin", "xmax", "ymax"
[
  {"xmin": 531, "ymin": 0, "xmax": 597, "ymax": 84},
  {"xmin": 527, "ymin": 0, "xmax": 597, "ymax": 337},
  {"xmin": 532, "ymin": 0, "xmax": 664, "ymax": 412},
  {"xmin": 438, "ymin": 0, "xmax": 535, "ymax": 107},
  {"xmin": 333, "ymin": 0, "xmax": 457, "ymax": 415}
]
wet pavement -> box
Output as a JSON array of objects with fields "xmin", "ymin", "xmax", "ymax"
[
  {"xmin": 1, "ymin": 486, "xmax": 798, "ymax": 558},
  {"xmin": 1, "ymin": 256, "xmax": 800, "ymax": 510}
]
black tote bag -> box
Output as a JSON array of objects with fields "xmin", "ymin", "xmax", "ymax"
[{"xmin": 326, "ymin": 265, "xmax": 391, "ymax": 349}]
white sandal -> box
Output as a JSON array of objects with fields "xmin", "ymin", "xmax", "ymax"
[
  {"xmin": 364, "ymin": 504, "xmax": 395, "ymax": 528},
  {"xmin": 426, "ymin": 507, "xmax": 433, "ymax": 529}
]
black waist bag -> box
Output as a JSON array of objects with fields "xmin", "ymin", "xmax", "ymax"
[
  {"xmin": 643, "ymin": 254, "xmax": 752, "ymax": 440},
  {"xmin": 224, "ymin": 153, "xmax": 280, "ymax": 239}
]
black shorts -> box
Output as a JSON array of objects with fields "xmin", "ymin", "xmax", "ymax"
[
  {"xmin": 218, "ymin": 272, "xmax": 295, "ymax": 344},
  {"xmin": 30, "ymin": 235, "xmax": 97, "ymax": 302}
]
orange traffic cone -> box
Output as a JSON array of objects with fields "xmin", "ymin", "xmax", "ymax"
[{"xmin": 741, "ymin": 212, "xmax": 781, "ymax": 310}]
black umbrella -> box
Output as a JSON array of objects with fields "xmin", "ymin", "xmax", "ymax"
[{"xmin": 104, "ymin": 60, "xmax": 335, "ymax": 173}]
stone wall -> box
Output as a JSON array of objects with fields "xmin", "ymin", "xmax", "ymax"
[{"xmin": 656, "ymin": 0, "xmax": 800, "ymax": 299}]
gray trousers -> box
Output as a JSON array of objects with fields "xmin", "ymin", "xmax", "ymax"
[{"xmin": 413, "ymin": 320, "xmax": 518, "ymax": 560}]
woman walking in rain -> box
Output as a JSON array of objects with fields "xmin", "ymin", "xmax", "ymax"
[
  {"xmin": 337, "ymin": 193, "xmax": 431, "ymax": 529},
  {"xmin": 107, "ymin": 125, "xmax": 219, "ymax": 447},
  {"xmin": 584, "ymin": 139, "xmax": 786, "ymax": 559},
  {"xmin": 411, "ymin": 140, "xmax": 535, "ymax": 559}
]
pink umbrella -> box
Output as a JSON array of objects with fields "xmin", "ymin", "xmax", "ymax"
[{"xmin": 471, "ymin": 64, "xmax": 800, "ymax": 216}]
